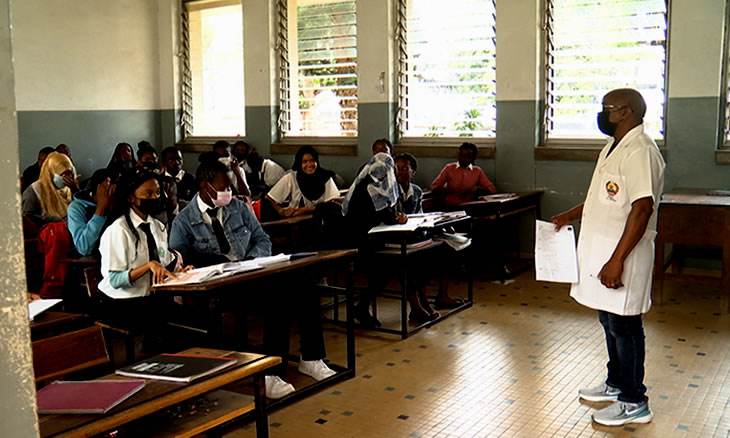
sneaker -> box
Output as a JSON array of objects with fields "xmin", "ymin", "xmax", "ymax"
[
  {"xmin": 592, "ymin": 400, "xmax": 653, "ymax": 426},
  {"xmin": 264, "ymin": 375, "xmax": 295, "ymax": 399},
  {"xmin": 298, "ymin": 359, "xmax": 337, "ymax": 381},
  {"xmin": 579, "ymin": 383, "xmax": 621, "ymax": 402}
]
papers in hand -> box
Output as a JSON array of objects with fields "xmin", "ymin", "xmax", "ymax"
[
  {"xmin": 28, "ymin": 299, "xmax": 62, "ymax": 321},
  {"xmin": 368, "ymin": 211, "xmax": 467, "ymax": 234},
  {"xmin": 154, "ymin": 253, "xmax": 292, "ymax": 286},
  {"xmin": 534, "ymin": 220, "xmax": 578, "ymax": 283}
]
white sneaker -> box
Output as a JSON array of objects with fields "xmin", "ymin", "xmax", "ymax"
[
  {"xmin": 264, "ymin": 375, "xmax": 295, "ymax": 399},
  {"xmin": 298, "ymin": 359, "xmax": 337, "ymax": 381}
]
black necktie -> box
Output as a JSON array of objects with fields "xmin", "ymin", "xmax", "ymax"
[
  {"xmin": 606, "ymin": 141, "xmax": 617, "ymax": 157},
  {"xmin": 139, "ymin": 222, "xmax": 159, "ymax": 263},
  {"xmin": 207, "ymin": 208, "xmax": 231, "ymax": 254}
]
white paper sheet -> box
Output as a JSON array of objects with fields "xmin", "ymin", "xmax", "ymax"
[
  {"xmin": 28, "ymin": 299, "xmax": 62, "ymax": 321},
  {"xmin": 534, "ymin": 220, "xmax": 579, "ymax": 283}
]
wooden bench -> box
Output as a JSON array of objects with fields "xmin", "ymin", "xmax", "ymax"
[{"xmin": 32, "ymin": 325, "xmax": 109, "ymax": 382}]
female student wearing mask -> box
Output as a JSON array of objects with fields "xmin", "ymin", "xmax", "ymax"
[
  {"xmin": 22, "ymin": 151, "xmax": 77, "ymax": 224},
  {"xmin": 264, "ymin": 146, "xmax": 339, "ymax": 219},
  {"xmin": 169, "ymin": 159, "xmax": 336, "ymax": 399},
  {"xmin": 107, "ymin": 142, "xmax": 135, "ymax": 183},
  {"xmin": 97, "ymin": 168, "xmax": 191, "ymax": 336}
]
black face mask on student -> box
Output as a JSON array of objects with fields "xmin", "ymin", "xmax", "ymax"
[
  {"xmin": 596, "ymin": 111, "xmax": 618, "ymax": 136},
  {"xmin": 136, "ymin": 197, "xmax": 165, "ymax": 217},
  {"xmin": 141, "ymin": 161, "xmax": 157, "ymax": 170}
]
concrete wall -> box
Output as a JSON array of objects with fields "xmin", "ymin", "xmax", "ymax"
[{"xmin": 0, "ymin": 0, "xmax": 40, "ymax": 435}]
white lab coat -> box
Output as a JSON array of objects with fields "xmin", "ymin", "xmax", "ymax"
[{"xmin": 570, "ymin": 124, "xmax": 665, "ymax": 316}]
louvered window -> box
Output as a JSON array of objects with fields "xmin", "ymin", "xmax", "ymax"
[
  {"xmin": 184, "ymin": 0, "xmax": 245, "ymax": 137},
  {"xmin": 545, "ymin": 0, "xmax": 667, "ymax": 140},
  {"xmin": 397, "ymin": 0, "xmax": 496, "ymax": 139},
  {"xmin": 279, "ymin": 0, "xmax": 357, "ymax": 138}
]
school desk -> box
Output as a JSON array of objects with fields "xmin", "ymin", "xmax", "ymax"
[
  {"xmin": 38, "ymin": 348, "xmax": 280, "ymax": 438},
  {"xmin": 654, "ymin": 189, "xmax": 730, "ymax": 310},
  {"xmin": 150, "ymin": 249, "xmax": 358, "ymax": 408},
  {"xmin": 458, "ymin": 190, "xmax": 544, "ymax": 283},
  {"xmin": 30, "ymin": 311, "xmax": 90, "ymax": 341}
]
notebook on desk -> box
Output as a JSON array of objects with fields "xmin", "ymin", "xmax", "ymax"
[
  {"xmin": 37, "ymin": 380, "xmax": 145, "ymax": 414},
  {"xmin": 115, "ymin": 353, "xmax": 240, "ymax": 383}
]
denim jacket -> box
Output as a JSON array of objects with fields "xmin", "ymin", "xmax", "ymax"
[{"xmin": 169, "ymin": 194, "xmax": 272, "ymax": 263}]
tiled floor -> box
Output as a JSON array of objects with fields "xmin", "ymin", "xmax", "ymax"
[{"xmin": 224, "ymin": 270, "xmax": 730, "ymax": 438}]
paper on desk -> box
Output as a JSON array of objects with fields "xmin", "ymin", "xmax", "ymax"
[
  {"xmin": 534, "ymin": 220, "xmax": 578, "ymax": 283},
  {"xmin": 368, "ymin": 212, "xmax": 468, "ymax": 234},
  {"xmin": 28, "ymin": 299, "xmax": 62, "ymax": 321}
]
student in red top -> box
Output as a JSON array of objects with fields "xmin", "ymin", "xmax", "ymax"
[{"xmin": 430, "ymin": 142, "xmax": 497, "ymax": 206}]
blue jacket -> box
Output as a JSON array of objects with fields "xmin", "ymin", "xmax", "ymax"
[
  {"xmin": 67, "ymin": 191, "xmax": 106, "ymax": 256},
  {"xmin": 169, "ymin": 194, "xmax": 272, "ymax": 263}
]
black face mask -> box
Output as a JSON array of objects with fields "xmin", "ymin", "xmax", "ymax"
[
  {"xmin": 233, "ymin": 152, "xmax": 247, "ymax": 162},
  {"xmin": 136, "ymin": 197, "xmax": 165, "ymax": 216},
  {"xmin": 141, "ymin": 161, "xmax": 157, "ymax": 170},
  {"xmin": 597, "ymin": 111, "xmax": 618, "ymax": 136}
]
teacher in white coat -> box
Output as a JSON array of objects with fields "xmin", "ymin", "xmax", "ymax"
[{"xmin": 552, "ymin": 88, "xmax": 665, "ymax": 427}]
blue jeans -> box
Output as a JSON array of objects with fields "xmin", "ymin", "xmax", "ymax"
[{"xmin": 597, "ymin": 311, "xmax": 647, "ymax": 403}]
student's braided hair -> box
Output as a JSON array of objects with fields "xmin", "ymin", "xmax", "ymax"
[{"xmin": 107, "ymin": 167, "xmax": 162, "ymax": 257}]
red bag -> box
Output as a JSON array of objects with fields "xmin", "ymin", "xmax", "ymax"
[{"xmin": 37, "ymin": 222, "xmax": 71, "ymax": 298}]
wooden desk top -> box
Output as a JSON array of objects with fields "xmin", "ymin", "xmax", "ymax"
[
  {"xmin": 38, "ymin": 348, "xmax": 281, "ymax": 438},
  {"xmin": 60, "ymin": 255, "xmax": 99, "ymax": 266},
  {"xmin": 459, "ymin": 190, "xmax": 544, "ymax": 208},
  {"xmin": 260, "ymin": 214, "xmax": 314, "ymax": 228},
  {"xmin": 660, "ymin": 189, "xmax": 730, "ymax": 207},
  {"xmin": 30, "ymin": 312, "xmax": 90, "ymax": 341},
  {"xmin": 151, "ymin": 249, "xmax": 358, "ymax": 293}
]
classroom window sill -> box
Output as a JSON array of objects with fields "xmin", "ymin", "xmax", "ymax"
[
  {"xmin": 394, "ymin": 137, "xmax": 495, "ymax": 159},
  {"xmin": 271, "ymin": 137, "xmax": 358, "ymax": 156},
  {"xmin": 536, "ymin": 138, "xmax": 666, "ymax": 161},
  {"xmin": 715, "ymin": 148, "xmax": 730, "ymax": 164},
  {"xmin": 177, "ymin": 137, "xmax": 247, "ymax": 154}
]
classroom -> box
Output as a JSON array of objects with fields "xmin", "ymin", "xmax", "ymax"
[{"xmin": 2, "ymin": 0, "xmax": 730, "ymax": 437}]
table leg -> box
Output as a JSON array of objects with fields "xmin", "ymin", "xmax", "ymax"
[
  {"xmin": 253, "ymin": 373, "xmax": 269, "ymax": 438},
  {"xmin": 401, "ymin": 243, "xmax": 408, "ymax": 339},
  {"xmin": 345, "ymin": 260, "xmax": 356, "ymax": 372}
]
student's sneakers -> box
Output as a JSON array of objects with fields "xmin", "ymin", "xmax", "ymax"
[
  {"xmin": 298, "ymin": 359, "xmax": 337, "ymax": 381},
  {"xmin": 592, "ymin": 400, "xmax": 653, "ymax": 426},
  {"xmin": 264, "ymin": 375, "xmax": 295, "ymax": 399},
  {"xmin": 578, "ymin": 382, "xmax": 621, "ymax": 402}
]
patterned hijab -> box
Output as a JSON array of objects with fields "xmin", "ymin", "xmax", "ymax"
[
  {"xmin": 342, "ymin": 153, "xmax": 398, "ymax": 215},
  {"xmin": 35, "ymin": 152, "xmax": 74, "ymax": 218}
]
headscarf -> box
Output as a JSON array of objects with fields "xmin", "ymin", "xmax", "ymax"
[
  {"xmin": 342, "ymin": 152, "xmax": 399, "ymax": 215},
  {"xmin": 35, "ymin": 152, "xmax": 74, "ymax": 218},
  {"xmin": 292, "ymin": 146, "xmax": 335, "ymax": 202}
]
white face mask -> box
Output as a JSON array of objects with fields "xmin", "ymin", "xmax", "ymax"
[
  {"xmin": 209, "ymin": 183, "xmax": 232, "ymax": 207},
  {"xmin": 52, "ymin": 173, "xmax": 66, "ymax": 189},
  {"xmin": 218, "ymin": 156, "xmax": 232, "ymax": 168}
]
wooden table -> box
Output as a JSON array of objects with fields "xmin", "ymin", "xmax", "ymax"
[
  {"xmin": 151, "ymin": 250, "xmax": 358, "ymax": 408},
  {"xmin": 38, "ymin": 348, "xmax": 281, "ymax": 438},
  {"xmin": 654, "ymin": 189, "xmax": 730, "ymax": 310},
  {"xmin": 30, "ymin": 311, "xmax": 90, "ymax": 341},
  {"xmin": 458, "ymin": 191, "xmax": 544, "ymax": 282},
  {"xmin": 260, "ymin": 214, "xmax": 315, "ymax": 253}
]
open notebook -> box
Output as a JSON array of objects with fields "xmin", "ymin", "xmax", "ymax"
[{"xmin": 154, "ymin": 253, "xmax": 292, "ymax": 287}]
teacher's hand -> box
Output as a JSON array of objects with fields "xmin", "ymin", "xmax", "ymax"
[{"xmin": 598, "ymin": 258, "xmax": 624, "ymax": 289}]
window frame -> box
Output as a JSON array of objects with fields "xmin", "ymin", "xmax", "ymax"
[
  {"xmin": 720, "ymin": 0, "xmax": 730, "ymax": 149},
  {"xmin": 274, "ymin": 0, "xmax": 359, "ymax": 146},
  {"xmin": 395, "ymin": 0, "xmax": 497, "ymax": 146},
  {"xmin": 179, "ymin": 0, "xmax": 247, "ymax": 145},
  {"xmin": 541, "ymin": 0, "xmax": 670, "ymax": 149}
]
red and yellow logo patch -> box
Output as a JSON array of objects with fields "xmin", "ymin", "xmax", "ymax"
[{"xmin": 605, "ymin": 181, "xmax": 619, "ymax": 197}]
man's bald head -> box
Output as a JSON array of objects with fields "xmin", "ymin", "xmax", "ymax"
[{"xmin": 604, "ymin": 88, "xmax": 646, "ymax": 121}]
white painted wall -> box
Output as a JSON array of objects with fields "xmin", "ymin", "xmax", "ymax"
[{"xmin": 12, "ymin": 0, "xmax": 166, "ymax": 111}]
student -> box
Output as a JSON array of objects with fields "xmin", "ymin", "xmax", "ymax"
[
  {"xmin": 430, "ymin": 142, "xmax": 497, "ymax": 206},
  {"xmin": 264, "ymin": 146, "xmax": 339, "ymax": 218},
  {"xmin": 232, "ymin": 140, "xmax": 254, "ymax": 170},
  {"xmin": 67, "ymin": 169, "xmax": 115, "ymax": 256},
  {"xmin": 97, "ymin": 168, "xmax": 190, "ymax": 335},
  {"xmin": 22, "ymin": 152, "xmax": 77, "ymax": 224},
  {"xmin": 161, "ymin": 146, "xmax": 196, "ymax": 204},
  {"xmin": 246, "ymin": 152, "xmax": 285, "ymax": 198},
  {"xmin": 55, "ymin": 144, "xmax": 71, "ymax": 158},
  {"xmin": 213, "ymin": 140, "xmax": 250, "ymax": 197},
  {"xmin": 394, "ymin": 153, "xmax": 423, "ymax": 215},
  {"xmin": 356, "ymin": 138, "xmax": 393, "ymax": 176},
  {"xmin": 169, "ymin": 159, "xmax": 336, "ymax": 398},
  {"xmin": 107, "ymin": 142, "xmax": 135, "ymax": 183},
  {"xmin": 136, "ymin": 143, "xmax": 159, "ymax": 170},
  {"xmin": 21, "ymin": 146, "xmax": 55, "ymax": 192},
  {"xmin": 342, "ymin": 153, "xmax": 407, "ymax": 327}
]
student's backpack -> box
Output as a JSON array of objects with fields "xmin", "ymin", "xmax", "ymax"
[{"xmin": 37, "ymin": 222, "xmax": 72, "ymax": 297}]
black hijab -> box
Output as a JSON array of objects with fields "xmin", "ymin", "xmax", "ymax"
[{"xmin": 292, "ymin": 146, "xmax": 334, "ymax": 202}]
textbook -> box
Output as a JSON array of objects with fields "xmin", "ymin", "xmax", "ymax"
[
  {"xmin": 115, "ymin": 353, "xmax": 239, "ymax": 383},
  {"xmin": 155, "ymin": 261, "xmax": 263, "ymax": 286},
  {"xmin": 36, "ymin": 380, "xmax": 145, "ymax": 414}
]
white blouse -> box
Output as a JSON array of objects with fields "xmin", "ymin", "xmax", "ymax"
[{"xmin": 267, "ymin": 172, "xmax": 339, "ymax": 208}]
